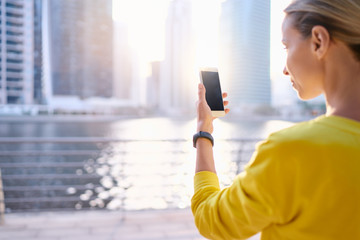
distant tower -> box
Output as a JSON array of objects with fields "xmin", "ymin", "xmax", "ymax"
[
  {"xmin": 160, "ymin": 0, "xmax": 196, "ymax": 115},
  {"xmin": 48, "ymin": 0, "xmax": 113, "ymax": 98},
  {"xmin": 147, "ymin": 61, "xmax": 161, "ymax": 110},
  {"xmin": 0, "ymin": 0, "xmax": 35, "ymax": 105},
  {"xmin": 33, "ymin": 0, "xmax": 44, "ymax": 104},
  {"xmin": 219, "ymin": 0, "xmax": 271, "ymax": 110},
  {"xmin": 112, "ymin": 21, "xmax": 133, "ymax": 101}
]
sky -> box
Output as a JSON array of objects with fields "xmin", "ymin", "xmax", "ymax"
[
  {"xmin": 112, "ymin": 0, "xmax": 291, "ymax": 74},
  {"xmin": 112, "ymin": 0, "xmax": 296, "ymax": 105},
  {"xmin": 112, "ymin": 0, "xmax": 170, "ymax": 62}
]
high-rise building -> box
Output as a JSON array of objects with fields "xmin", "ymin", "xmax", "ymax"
[
  {"xmin": 160, "ymin": 0, "xmax": 196, "ymax": 115},
  {"xmin": 219, "ymin": 0, "xmax": 271, "ymax": 110},
  {"xmin": 146, "ymin": 61, "xmax": 161, "ymax": 110},
  {"xmin": 113, "ymin": 21, "xmax": 133, "ymax": 101},
  {"xmin": 48, "ymin": 0, "xmax": 113, "ymax": 99},
  {"xmin": 0, "ymin": 0, "xmax": 35, "ymax": 105},
  {"xmin": 33, "ymin": 0, "xmax": 43, "ymax": 104}
]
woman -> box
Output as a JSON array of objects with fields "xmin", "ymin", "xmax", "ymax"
[{"xmin": 191, "ymin": 0, "xmax": 360, "ymax": 239}]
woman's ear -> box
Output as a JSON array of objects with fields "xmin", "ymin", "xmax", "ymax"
[{"xmin": 311, "ymin": 25, "xmax": 331, "ymax": 59}]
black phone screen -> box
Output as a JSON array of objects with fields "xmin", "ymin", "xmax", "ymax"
[{"xmin": 201, "ymin": 71, "xmax": 224, "ymax": 111}]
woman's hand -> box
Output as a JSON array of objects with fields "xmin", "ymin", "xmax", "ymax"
[{"xmin": 196, "ymin": 83, "xmax": 230, "ymax": 134}]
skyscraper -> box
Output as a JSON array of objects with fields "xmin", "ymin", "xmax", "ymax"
[
  {"xmin": 0, "ymin": 0, "xmax": 35, "ymax": 105},
  {"xmin": 113, "ymin": 21, "xmax": 133, "ymax": 101},
  {"xmin": 49, "ymin": 0, "xmax": 113, "ymax": 99},
  {"xmin": 219, "ymin": 0, "xmax": 271, "ymax": 110},
  {"xmin": 33, "ymin": 0, "xmax": 43, "ymax": 104},
  {"xmin": 146, "ymin": 61, "xmax": 161, "ymax": 110},
  {"xmin": 160, "ymin": 0, "xmax": 196, "ymax": 115}
]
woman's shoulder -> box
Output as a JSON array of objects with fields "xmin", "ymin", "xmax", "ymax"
[
  {"xmin": 263, "ymin": 115, "xmax": 360, "ymax": 149},
  {"xmin": 270, "ymin": 117, "xmax": 318, "ymax": 137},
  {"xmin": 264, "ymin": 116, "xmax": 335, "ymax": 146}
]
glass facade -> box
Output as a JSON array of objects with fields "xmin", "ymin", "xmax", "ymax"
[
  {"xmin": 49, "ymin": 0, "xmax": 113, "ymax": 99},
  {"xmin": 0, "ymin": 0, "xmax": 34, "ymax": 104},
  {"xmin": 220, "ymin": 0, "xmax": 271, "ymax": 107},
  {"xmin": 33, "ymin": 0, "xmax": 43, "ymax": 104}
]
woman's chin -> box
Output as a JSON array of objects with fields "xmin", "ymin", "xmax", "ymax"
[{"xmin": 296, "ymin": 90, "xmax": 322, "ymax": 101}]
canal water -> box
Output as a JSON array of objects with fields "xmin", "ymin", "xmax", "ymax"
[{"xmin": 0, "ymin": 116, "xmax": 296, "ymax": 211}]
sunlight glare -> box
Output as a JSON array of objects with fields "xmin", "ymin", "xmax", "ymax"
[
  {"xmin": 112, "ymin": 0, "xmax": 170, "ymax": 63},
  {"xmin": 192, "ymin": 0, "xmax": 222, "ymax": 68},
  {"xmin": 270, "ymin": 0, "xmax": 292, "ymax": 81}
]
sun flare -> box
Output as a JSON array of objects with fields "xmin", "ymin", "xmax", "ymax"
[
  {"xmin": 112, "ymin": 0, "xmax": 169, "ymax": 63},
  {"xmin": 192, "ymin": 0, "xmax": 222, "ymax": 69}
]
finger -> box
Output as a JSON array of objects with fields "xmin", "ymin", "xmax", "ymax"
[
  {"xmin": 224, "ymin": 101, "xmax": 229, "ymax": 106},
  {"xmin": 225, "ymin": 108, "xmax": 230, "ymax": 114},
  {"xmin": 198, "ymin": 83, "xmax": 206, "ymax": 101},
  {"xmin": 222, "ymin": 92, "xmax": 228, "ymax": 98}
]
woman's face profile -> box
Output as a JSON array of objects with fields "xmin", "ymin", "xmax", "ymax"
[{"xmin": 281, "ymin": 16, "xmax": 324, "ymax": 100}]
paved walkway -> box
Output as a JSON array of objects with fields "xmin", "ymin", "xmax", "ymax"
[{"xmin": 0, "ymin": 208, "xmax": 260, "ymax": 240}]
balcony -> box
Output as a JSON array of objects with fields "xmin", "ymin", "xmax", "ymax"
[
  {"xmin": 6, "ymin": 81, "xmax": 23, "ymax": 89},
  {"xmin": 5, "ymin": 71, "xmax": 22, "ymax": 79},
  {"xmin": 6, "ymin": 25, "xmax": 23, "ymax": 35},
  {"xmin": 6, "ymin": 89, "xmax": 22, "ymax": 97},
  {"xmin": 5, "ymin": 7, "xmax": 24, "ymax": 17},
  {"xmin": 6, "ymin": 0, "xmax": 24, "ymax": 8},
  {"xmin": 6, "ymin": 35, "xmax": 23, "ymax": 44},
  {"xmin": 5, "ymin": 16, "xmax": 23, "ymax": 26},
  {"xmin": 6, "ymin": 52, "xmax": 22, "ymax": 61},
  {"xmin": 6, "ymin": 44, "xmax": 23, "ymax": 53},
  {"xmin": 5, "ymin": 62, "xmax": 22, "ymax": 70}
]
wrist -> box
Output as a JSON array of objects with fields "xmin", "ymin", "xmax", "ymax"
[
  {"xmin": 197, "ymin": 124, "xmax": 213, "ymax": 134},
  {"xmin": 193, "ymin": 131, "xmax": 214, "ymax": 148},
  {"xmin": 195, "ymin": 137, "xmax": 213, "ymax": 148},
  {"xmin": 197, "ymin": 119, "xmax": 213, "ymax": 133}
]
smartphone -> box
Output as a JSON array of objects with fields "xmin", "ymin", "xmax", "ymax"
[{"xmin": 199, "ymin": 67, "xmax": 225, "ymax": 118}]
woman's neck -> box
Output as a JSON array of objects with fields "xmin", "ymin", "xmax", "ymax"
[{"xmin": 324, "ymin": 57, "xmax": 360, "ymax": 121}]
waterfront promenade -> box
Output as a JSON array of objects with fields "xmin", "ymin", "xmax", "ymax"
[
  {"xmin": 0, "ymin": 115, "xmax": 282, "ymax": 240},
  {"xmin": 0, "ymin": 208, "xmax": 261, "ymax": 240}
]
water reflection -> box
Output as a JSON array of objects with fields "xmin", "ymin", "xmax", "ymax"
[
  {"xmin": 76, "ymin": 118, "xmax": 294, "ymax": 211},
  {"xmin": 0, "ymin": 117, "xmax": 295, "ymax": 211},
  {"xmin": 82, "ymin": 139, "xmax": 194, "ymax": 210}
]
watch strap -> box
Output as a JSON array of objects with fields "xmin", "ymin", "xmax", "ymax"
[{"xmin": 193, "ymin": 131, "xmax": 214, "ymax": 148}]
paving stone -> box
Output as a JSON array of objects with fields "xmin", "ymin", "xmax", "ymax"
[
  {"xmin": 37, "ymin": 228, "xmax": 91, "ymax": 238},
  {"xmin": 0, "ymin": 208, "xmax": 261, "ymax": 240},
  {"xmin": 0, "ymin": 229, "xmax": 39, "ymax": 239},
  {"xmin": 0, "ymin": 238, "xmax": 58, "ymax": 240}
]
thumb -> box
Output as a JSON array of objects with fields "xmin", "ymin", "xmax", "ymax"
[{"xmin": 198, "ymin": 83, "xmax": 206, "ymax": 101}]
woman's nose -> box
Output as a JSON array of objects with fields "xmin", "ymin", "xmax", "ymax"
[{"xmin": 283, "ymin": 66, "xmax": 289, "ymax": 76}]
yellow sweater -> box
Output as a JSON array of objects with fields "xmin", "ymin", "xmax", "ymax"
[{"xmin": 191, "ymin": 115, "xmax": 360, "ymax": 240}]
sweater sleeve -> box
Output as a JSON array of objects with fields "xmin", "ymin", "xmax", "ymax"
[{"xmin": 191, "ymin": 136, "xmax": 297, "ymax": 240}]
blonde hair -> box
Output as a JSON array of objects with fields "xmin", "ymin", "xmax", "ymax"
[{"xmin": 284, "ymin": 0, "xmax": 360, "ymax": 60}]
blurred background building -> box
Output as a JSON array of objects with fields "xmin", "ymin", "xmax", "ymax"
[
  {"xmin": 33, "ymin": 0, "xmax": 44, "ymax": 105},
  {"xmin": 49, "ymin": 0, "xmax": 113, "ymax": 99},
  {"xmin": 47, "ymin": 0, "xmax": 116, "ymax": 113},
  {"xmin": 0, "ymin": 0, "xmax": 325, "ymax": 118},
  {"xmin": 219, "ymin": 0, "xmax": 272, "ymax": 114},
  {"xmin": 0, "ymin": 0, "xmax": 35, "ymax": 105},
  {"xmin": 159, "ymin": 0, "xmax": 196, "ymax": 116},
  {"xmin": 113, "ymin": 21, "xmax": 133, "ymax": 102}
]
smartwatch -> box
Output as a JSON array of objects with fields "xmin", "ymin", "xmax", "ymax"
[{"xmin": 193, "ymin": 131, "xmax": 214, "ymax": 148}]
